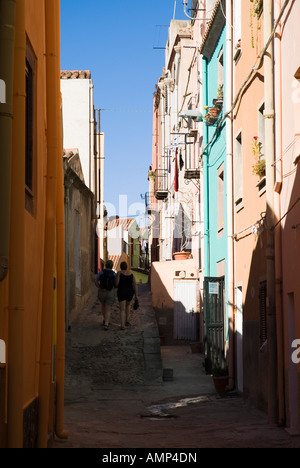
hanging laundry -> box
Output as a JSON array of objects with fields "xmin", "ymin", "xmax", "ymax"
[
  {"xmin": 174, "ymin": 148, "xmax": 179, "ymax": 192},
  {"xmin": 179, "ymin": 148, "xmax": 184, "ymax": 171}
]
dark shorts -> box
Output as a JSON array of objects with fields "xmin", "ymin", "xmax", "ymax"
[{"xmin": 117, "ymin": 289, "xmax": 134, "ymax": 303}]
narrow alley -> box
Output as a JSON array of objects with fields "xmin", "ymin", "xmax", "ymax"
[
  {"xmin": 1, "ymin": 0, "xmax": 300, "ymax": 449},
  {"xmin": 52, "ymin": 284, "xmax": 300, "ymax": 449}
]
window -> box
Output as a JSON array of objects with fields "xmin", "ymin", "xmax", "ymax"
[
  {"xmin": 235, "ymin": 132, "xmax": 243, "ymax": 209},
  {"xmin": 25, "ymin": 42, "xmax": 36, "ymax": 215},
  {"xmin": 258, "ymin": 103, "xmax": 265, "ymax": 159},
  {"xmin": 217, "ymin": 164, "xmax": 224, "ymax": 237},
  {"xmin": 0, "ymin": 79, "xmax": 6, "ymax": 104}
]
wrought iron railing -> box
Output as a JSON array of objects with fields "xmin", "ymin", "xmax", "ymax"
[{"xmin": 154, "ymin": 169, "xmax": 168, "ymax": 200}]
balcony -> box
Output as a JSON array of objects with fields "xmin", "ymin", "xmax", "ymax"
[
  {"xmin": 184, "ymin": 131, "xmax": 200, "ymax": 180},
  {"xmin": 184, "ymin": 169, "xmax": 200, "ymax": 180},
  {"xmin": 154, "ymin": 169, "xmax": 168, "ymax": 200},
  {"xmin": 144, "ymin": 192, "xmax": 156, "ymax": 214}
]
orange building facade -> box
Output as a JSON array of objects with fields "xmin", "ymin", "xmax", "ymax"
[{"xmin": 0, "ymin": 0, "xmax": 67, "ymax": 447}]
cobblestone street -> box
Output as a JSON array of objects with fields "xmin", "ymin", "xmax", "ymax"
[{"xmin": 52, "ymin": 284, "xmax": 300, "ymax": 449}]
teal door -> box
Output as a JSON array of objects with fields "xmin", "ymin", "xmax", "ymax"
[{"xmin": 204, "ymin": 277, "xmax": 225, "ymax": 373}]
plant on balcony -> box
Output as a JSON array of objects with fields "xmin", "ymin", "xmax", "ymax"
[
  {"xmin": 147, "ymin": 170, "xmax": 156, "ymax": 182},
  {"xmin": 217, "ymin": 84, "xmax": 223, "ymax": 100},
  {"xmin": 249, "ymin": 0, "xmax": 263, "ymax": 48},
  {"xmin": 251, "ymin": 136, "xmax": 265, "ymax": 179},
  {"xmin": 203, "ymin": 105, "xmax": 220, "ymax": 125}
]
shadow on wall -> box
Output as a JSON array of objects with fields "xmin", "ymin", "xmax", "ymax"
[
  {"xmin": 242, "ymin": 163, "xmax": 300, "ymax": 426},
  {"xmin": 150, "ymin": 260, "xmax": 202, "ymax": 346}
]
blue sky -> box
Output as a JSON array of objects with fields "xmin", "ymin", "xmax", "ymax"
[{"xmin": 60, "ymin": 0, "xmax": 187, "ymax": 223}]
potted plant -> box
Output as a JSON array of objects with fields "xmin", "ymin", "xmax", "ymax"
[
  {"xmin": 251, "ymin": 136, "xmax": 265, "ymax": 179},
  {"xmin": 211, "ymin": 365, "xmax": 229, "ymax": 394},
  {"xmin": 203, "ymin": 105, "xmax": 221, "ymax": 125},
  {"xmin": 173, "ymin": 235, "xmax": 191, "ymax": 260},
  {"xmin": 217, "ymin": 84, "xmax": 223, "ymax": 101},
  {"xmin": 148, "ymin": 169, "xmax": 156, "ymax": 182}
]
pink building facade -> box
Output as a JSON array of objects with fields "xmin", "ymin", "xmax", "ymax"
[{"xmin": 273, "ymin": 0, "xmax": 300, "ymax": 433}]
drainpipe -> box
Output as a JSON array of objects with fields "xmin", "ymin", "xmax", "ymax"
[
  {"xmin": 274, "ymin": 0, "xmax": 285, "ymax": 426},
  {"xmin": 0, "ymin": 0, "xmax": 17, "ymax": 282},
  {"xmin": 7, "ymin": 0, "xmax": 25, "ymax": 448},
  {"xmin": 64, "ymin": 180, "xmax": 70, "ymax": 330},
  {"xmin": 203, "ymin": 57, "xmax": 210, "ymax": 276},
  {"xmin": 225, "ymin": 0, "xmax": 234, "ymax": 391},
  {"xmin": 264, "ymin": 0, "xmax": 277, "ymax": 425},
  {"xmin": 157, "ymin": 80, "xmax": 165, "ymax": 260},
  {"xmin": 54, "ymin": 0, "xmax": 68, "ymax": 441},
  {"xmin": 37, "ymin": 0, "xmax": 59, "ymax": 447}
]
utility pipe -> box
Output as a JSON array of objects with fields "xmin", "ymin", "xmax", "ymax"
[
  {"xmin": 274, "ymin": 0, "xmax": 285, "ymax": 427},
  {"xmin": 100, "ymin": 131, "xmax": 105, "ymax": 263},
  {"xmin": 0, "ymin": 0, "xmax": 17, "ymax": 282},
  {"xmin": 7, "ymin": 0, "xmax": 25, "ymax": 448},
  {"xmin": 54, "ymin": 0, "xmax": 68, "ymax": 441},
  {"xmin": 64, "ymin": 181, "xmax": 70, "ymax": 330},
  {"xmin": 203, "ymin": 57, "xmax": 210, "ymax": 276},
  {"xmin": 97, "ymin": 110, "xmax": 101, "ymax": 270},
  {"xmin": 225, "ymin": 0, "xmax": 234, "ymax": 391},
  {"xmin": 264, "ymin": 0, "xmax": 278, "ymax": 425},
  {"xmin": 37, "ymin": 0, "xmax": 59, "ymax": 447}
]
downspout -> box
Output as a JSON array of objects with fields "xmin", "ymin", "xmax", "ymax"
[
  {"xmin": 7, "ymin": 0, "xmax": 25, "ymax": 448},
  {"xmin": 100, "ymin": 131, "xmax": 105, "ymax": 264},
  {"xmin": 225, "ymin": 0, "xmax": 234, "ymax": 390},
  {"xmin": 274, "ymin": 0, "xmax": 285, "ymax": 426},
  {"xmin": 37, "ymin": 0, "xmax": 59, "ymax": 447},
  {"xmin": 55, "ymin": 0, "xmax": 68, "ymax": 441},
  {"xmin": 64, "ymin": 179, "xmax": 70, "ymax": 330},
  {"xmin": 203, "ymin": 57, "xmax": 210, "ymax": 276},
  {"xmin": 157, "ymin": 80, "xmax": 165, "ymax": 260},
  {"xmin": 264, "ymin": 0, "xmax": 277, "ymax": 424},
  {"xmin": 0, "ymin": 0, "xmax": 17, "ymax": 282}
]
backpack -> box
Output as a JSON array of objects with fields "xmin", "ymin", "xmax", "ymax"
[{"xmin": 99, "ymin": 269, "xmax": 115, "ymax": 291}]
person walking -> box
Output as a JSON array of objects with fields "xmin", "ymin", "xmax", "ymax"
[
  {"xmin": 95, "ymin": 259, "xmax": 117, "ymax": 330},
  {"xmin": 115, "ymin": 262, "xmax": 138, "ymax": 330}
]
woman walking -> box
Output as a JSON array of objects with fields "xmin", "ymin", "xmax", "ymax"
[{"xmin": 116, "ymin": 262, "xmax": 138, "ymax": 330}]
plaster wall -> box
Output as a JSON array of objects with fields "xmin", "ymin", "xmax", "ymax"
[
  {"xmin": 23, "ymin": 0, "xmax": 49, "ymax": 409},
  {"xmin": 61, "ymin": 79, "xmax": 93, "ymax": 191},
  {"xmin": 233, "ymin": 3, "xmax": 267, "ymax": 408},
  {"xmin": 276, "ymin": 0, "xmax": 300, "ymax": 430}
]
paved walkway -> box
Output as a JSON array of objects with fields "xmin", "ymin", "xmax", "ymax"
[{"xmin": 52, "ymin": 283, "xmax": 300, "ymax": 449}]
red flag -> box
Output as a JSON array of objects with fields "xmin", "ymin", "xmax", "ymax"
[{"xmin": 174, "ymin": 148, "xmax": 179, "ymax": 192}]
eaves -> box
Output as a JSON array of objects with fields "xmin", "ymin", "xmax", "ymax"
[
  {"xmin": 167, "ymin": 29, "xmax": 192, "ymax": 71},
  {"xmin": 64, "ymin": 163, "xmax": 94, "ymax": 199},
  {"xmin": 199, "ymin": 0, "xmax": 226, "ymax": 61}
]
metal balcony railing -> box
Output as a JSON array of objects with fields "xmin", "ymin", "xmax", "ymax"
[
  {"xmin": 154, "ymin": 169, "xmax": 168, "ymax": 200},
  {"xmin": 145, "ymin": 192, "xmax": 156, "ymax": 213}
]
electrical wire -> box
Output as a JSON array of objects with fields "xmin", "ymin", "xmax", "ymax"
[{"xmin": 199, "ymin": 0, "xmax": 291, "ymax": 161}]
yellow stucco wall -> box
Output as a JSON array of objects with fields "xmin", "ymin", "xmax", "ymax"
[{"xmin": 0, "ymin": 0, "xmax": 63, "ymax": 448}]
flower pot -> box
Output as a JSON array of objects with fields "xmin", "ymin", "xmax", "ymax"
[
  {"xmin": 208, "ymin": 106, "xmax": 220, "ymax": 117},
  {"xmin": 212, "ymin": 375, "xmax": 229, "ymax": 394},
  {"xmin": 173, "ymin": 251, "xmax": 190, "ymax": 260}
]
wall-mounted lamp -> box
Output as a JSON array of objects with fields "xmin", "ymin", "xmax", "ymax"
[{"xmin": 179, "ymin": 109, "xmax": 203, "ymax": 122}]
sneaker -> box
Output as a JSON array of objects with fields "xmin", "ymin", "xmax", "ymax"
[
  {"xmin": 120, "ymin": 326, "xmax": 125, "ymax": 330},
  {"xmin": 104, "ymin": 324, "xmax": 109, "ymax": 331},
  {"xmin": 125, "ymin": 321, "xmax": 130, "ymax": 327}
]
